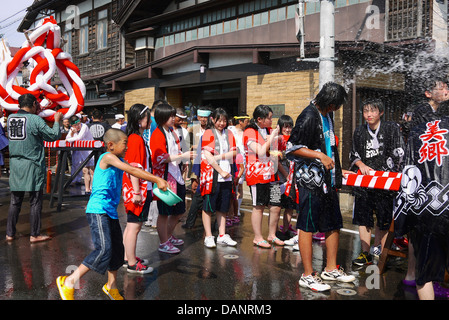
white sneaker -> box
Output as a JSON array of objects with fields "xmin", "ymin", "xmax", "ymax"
[
  {"xmin": 299, "ymin": 273, "xmax": 331, "ymax": 292},
  {"xmin": 204, "ymin": 236, "xmax": 216, "ymax": 248},
  {"xmin": 216, "ymin": 234, "xmax": 237, "ymax": 246},
  {"xmin": 320, "ymin": 266, "xmax": 355, "ymax": 283},
  {"xmin": 292, "ymin": 243, "xmax": 299, "ymax": 251},
  {"xmin": 284, "ymin": 235, "xmax": 298, "ymax": 246}
]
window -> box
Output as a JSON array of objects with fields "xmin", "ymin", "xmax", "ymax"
[
  {"xmin": 63, "ymin": 31, "xmax": 72, "ymax": 55},
  {"xmin": 97, "ymin": 9, "xmax": 108, "ymax": 50},
  {"xmin": 79, "ymin": 16, "xmax": 89, "ymax": 54}
]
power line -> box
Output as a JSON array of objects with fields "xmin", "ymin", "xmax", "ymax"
[
  {"xmin": 0, "ymin": 16, "xmax": 26, "ymax": 31},
  {"xmin": 0, "ymin": 8, "xmax": 27, "ymax": 25}
]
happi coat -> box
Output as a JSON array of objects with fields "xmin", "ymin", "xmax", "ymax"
[
  {"xmin": 286, "ymin": 102, "xmax": 342, "ymax": 195},
  {"xmin": 7, "ymin": 110, "xmax": 60, "ymax": 191},
  {"xmin": 394, "ymin": 117, "xmax": 449, "ymax": 236}
]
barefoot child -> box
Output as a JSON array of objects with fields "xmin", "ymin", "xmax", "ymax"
[{"xmin": 56, "ymin": 128, "xmax": 168, "ymax": 300}]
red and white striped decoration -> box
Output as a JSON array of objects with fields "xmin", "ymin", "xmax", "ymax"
[
  {"xmin": 343, "ymin": 170, "xmax": 402, "ymax": 191},
  {"xmin": 44, "ymin": 140, "xmax": 104, "ymax": 148},
  {"xmin": 0, "ymin": 17, "xmax": 86, "ymax": 121}
]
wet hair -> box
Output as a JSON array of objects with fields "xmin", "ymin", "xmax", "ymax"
[
  {"xmin": 154, "ymin": 103, "xmax": 176, "ymax": 126},
  {"xmin": 91, "ymin": 109, "xmax": 103, "ymax": 120},
  {"xmin": 278, "ymin": 114, "xmax": 294, "ymax": 131},
  {"xmin": 18, "ymin": 93, "xmax": 37, "ymax": 108},
  {"xmin": 422, "ymin": 76, "xmax": 449, "ymax": 93},
  {"xmin": 361, "ymin": 98, "xmax": 385, "ymax": 114},
  {"xmin": 314, "ymin": 82, "xmax": 348, "ymax": 113},
  {"xmin": 126, "ymin": 103, "xmax": 152, "ymax": 136},
  {"xmin": 206, "ymin": 108, "xmax": 229, "ymax": 129},
  {"xmin": 104, "ymin": 128, "xmax": 127, "ymax": 144},
  {"xmin": 246, "ymin": 104, "xmax": 273, "ymax": 130},
  {"xmin": 234, "ymin": 113, "xmax": 249, "ymax": 126},
  {"xmin": 151, "ymin": 99, "xmax": 168, "ymax": 112},
  {"xmin": 69, "ymin": 115, "xmax": 81, "ymax": 125}
]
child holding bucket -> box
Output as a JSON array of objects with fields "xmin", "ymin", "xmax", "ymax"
[
  {"xmin": 56, "ymin": 128, "xmax": 168, "ymax": 300},
  {"xmin": 150, "ymin": 103, "xmax": 195, "ymax": 254},
  {"xmin": 122, "ymin": 104, "xmax": 154, "ymax": 274},
  {"xmin": 200, "ymin": 108, "xmax": 238, "ymax": 248}
]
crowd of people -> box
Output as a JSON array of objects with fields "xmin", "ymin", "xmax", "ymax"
[{"xmin": 4, "ymin": 77, "xmax": 449, "ymax": 300}]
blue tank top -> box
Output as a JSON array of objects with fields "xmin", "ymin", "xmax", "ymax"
[{"xmin": 86, "ymin": 152, "xmax": 124, "ymax": 219}]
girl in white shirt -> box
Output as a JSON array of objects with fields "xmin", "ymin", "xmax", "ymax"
[{"xmin": 66, "ymin": 115, "xmax": 95, "ymax": 193}]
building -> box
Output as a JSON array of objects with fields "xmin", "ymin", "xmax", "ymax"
[
  {"xmin": 18, "ymin": 0, "xmax": 449, "ymax": 170},
  {"xmin": 18, "ymin": 0, "xmax": 130, "ymax": 122}
]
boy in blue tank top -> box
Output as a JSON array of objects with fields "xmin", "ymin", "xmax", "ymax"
[{"xmin": 56, "ymin": 128, "xmax": 168, "ymax": 300}]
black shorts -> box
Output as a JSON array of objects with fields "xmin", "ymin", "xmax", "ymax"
[
  {"xmin": 411, "ymin": 230, "xmax": 449, "ymax": 286},
  {"xmin": 249, "ymin": 183, "xmax": 282, "ymax": 207},
  {"xmin": 203, "ymin": 181, "xmax": 232, "ymax": 213},
  {"xmin": 296, "ymin": 187, "xmax": 342, "ymax": 233},
  {"xmin": 127, "ymin": 194, "xmax": 151, "ymax": 223},
  {"xmin": 280, "ymin": 194, "xmax": 297, "ymax": 210},
  {"xmin": 157, "ymin": 183, "xmax": 186, "ymax": 216},
  {"xmin": 352, "ymin": 190, "xmax": 393, "ymax": 230}
]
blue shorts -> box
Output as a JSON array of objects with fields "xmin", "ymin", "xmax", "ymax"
[
  {"xmin": 83, "ymin": 213, "xmax": 124, "ymax": 274},
  {"xmin": 296, "ymin": 187, "xmax": 343, "ymax": 233},
  {"xmin": 203, "ymin": 181, "xmax": 232, "ymax": 213}
]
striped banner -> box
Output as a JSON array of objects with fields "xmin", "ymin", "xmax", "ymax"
[
  {"xmin": 343, "ymin": 170, "xmax": 402, "ymax": 191},
  {"xmin": 44, "ymin": 140, "xmax": 104, "ymax": 148}
]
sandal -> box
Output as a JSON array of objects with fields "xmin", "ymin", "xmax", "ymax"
[
  {"xmin": 253, "ymin": 239, "xmax": 271, "ymax": 248},
  {"xmin": 268, "ymin": 237, "xmax": 284, "ymax": 246}
]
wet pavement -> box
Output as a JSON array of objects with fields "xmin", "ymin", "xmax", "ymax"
[{"xmin": 0, "ymin": 175, "xmax": 432, "ymax": 302}]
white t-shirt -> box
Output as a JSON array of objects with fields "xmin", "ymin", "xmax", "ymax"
[
  {"xmin": 164, "ymin": 128, "xmax": 184, "ymax": 185},
  {"xmin": 215, "ymin": 129, "xmax": 232, "ymax": 182}
]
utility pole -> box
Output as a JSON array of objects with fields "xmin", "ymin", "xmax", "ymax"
[
  {"xmin": 318, "ymin": 0, "xmax": 335, "ymax": 89},
  {"xmin": 297, "ymin": 0, "xmax": 336, "ymax": 89}
]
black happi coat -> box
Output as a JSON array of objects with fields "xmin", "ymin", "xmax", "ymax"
[
  {"xmin": 349, "ymin": 121, "xmax": 405, "ymax": 197},
  {"xmin": 394, "ymin": 116, "xmax": 449, "ymax": 236},
  {"xmin": 349, "ymin": 121, "xmax": 405, "ymax": 172},
  {"xmin": 286, "ymin": 102, "xmax": 342, "ymax": 194}
]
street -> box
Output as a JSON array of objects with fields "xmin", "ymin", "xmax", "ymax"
[{"xmin": 0, "ymin": 176, "xmax": 422, "ymax": 301}]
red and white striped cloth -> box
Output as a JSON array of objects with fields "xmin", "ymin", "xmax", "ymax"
[
  {"xmin": 44, "ymin": 140, "xmax": 104, "ymax": 148},
  {"xmin": 343, "ymin": 170, "xmax": 402, "ymax": 191}
]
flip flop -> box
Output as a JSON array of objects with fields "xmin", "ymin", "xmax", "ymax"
[
  {"xmin": 253, "ymin": 239, "xmax": 271, "ymax": 248},
  {"xmin": 268, "ymin": 237, "xmax": 284, "ymax": 246}
]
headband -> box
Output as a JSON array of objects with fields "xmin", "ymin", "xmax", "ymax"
[
  {"xmin": 140, "ymin": 106, "xmax": 149, "ymax": 115},
  {"xmin": 71, "ymin": 119, "xmax": 80, "ymax": 125},
  {"xmin": 197, "ymin": 109, "xmax": 211, "ymax": 117},
  {"xmin": 234, "ymin": 116, "xmax": 250, "ymax": 120}
]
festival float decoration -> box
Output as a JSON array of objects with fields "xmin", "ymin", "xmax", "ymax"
[
  {"xmin": 0, "ymin": 16, "xmax": 86, "ymax": 121},
  {"xmin": 343, "ymin": 170, "xmax": 402, "ymax": 191}
]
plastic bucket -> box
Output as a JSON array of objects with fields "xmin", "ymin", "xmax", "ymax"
[{"xmin": 153, "ymin": 184, "xmax": 182, "ymax": 206}]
